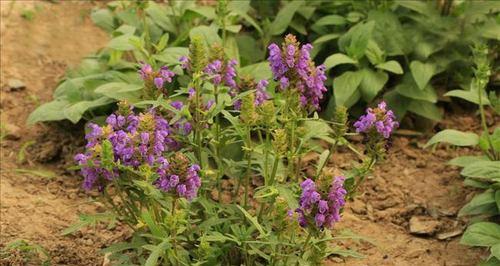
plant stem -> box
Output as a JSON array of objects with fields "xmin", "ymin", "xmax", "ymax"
[
  {"xmin": 172, "ymin": 198, "xmax": 179, "ymax": 266},
  {"xmin": 244, "ymin": 126, "xmax": 252, "ymax": 208},
  {"xmin": 477, "ymin": 80, "xmax": 497, "ymax": 160}
]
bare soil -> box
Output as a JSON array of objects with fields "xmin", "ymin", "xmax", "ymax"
[{"xmin": 0, "ymin": 1, "xmax": 493, "ymax": 265}]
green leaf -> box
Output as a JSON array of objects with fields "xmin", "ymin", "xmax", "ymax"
[
  {"xmin": 360, "ymin": 68, "xmax": 388, "ymax": 102},
  {"xmin": 15, "ymin": 168, "xmax": 56, "ymax": 179},
  {"xmin": 339, "ymin": 21, "xmax": 375, "ymax": 60},
  {"xmin": 63, "ymin": 97, "xmax": 113, "ymax": 123},
  {"xmin": 239, "ymin": 62, "xmax": 272, "ymax": 80},
  {"xmin": 333, "ymin": 71, "xmax": 363, "ymax": 108},
  {"xmin": 445, "ymin": 89, "xmax": 490, "ymax": 105},
  {"xmin": 425, "ymin": 129, "xmax": 479, "ymax": 148},
  {"xmin": 236, "ymin": 205, "xmax": 266, "ymax": 236},
  {"xmin": 144, "ymin": 239, "xmax": 171, "ymax": 266},
  {"xmin": 375, "ymin": 60, "xmax": 403, "ymax": 74},
  {"xmin": 153, "ymin": 47, "xmax": 189, "ymax": 65},
  {"xmin": 269, "ymin": 1, "xmax": 303, "ymax": 35},
  {"xmin": 90, "ymin": 9, "xmax": 115, "ymax": 32},
  {"xmin": 313, "ymin": 15, "xmax": 346, "ymax": 26},
  {"xmin": 94, "ymin": 82, "xmax": 142, "ymax": 102},
  {"xmin": 365, "ymin": 40, "xmax": 385, "ymax": 65},
  {"xmin": 107, "ymin": 34, "xmax": 140, "ymax": 51},
  {"xmin": 461, "ymin": 161, "xmax": 500, "ymax": 181},
  {"xmin": 146, "ymin": 2, "xmax": 175, "ymax": 33},
  {"xmin": 323, "ymin": 53, "xmax": 357, "ymax": 70},
  {"xmin": 461, "ymin": 222, "xmax": 500, "ymax": 247},
  {"xmin": 313, "ymin": 33, "xmax": 341, "ymax": 45},
  {"xmin": 407, "ymin": 100, "xmax": 442, "ymax": 120},
  {"xmin": 27, "ymin": 99, "xmax": 69, "ymax": 124},
  {"xmin": 459, "ymin": 191, "xmax": 498, "ymax": 217},
  {"xmin": 410, "ymin": 61, "xmax": 435, "ymax": 90},
  {"xmin": 480, "ymin": 257, "xmax": 500, "ymax": 266},
  {"xmin": 448, "ymin": 156, "xmax": 489, "ymax": 167},
  {"xmin": 395, "ymin": 80, "xmax": 437, "ymax": 103},
  {"xmin": 190, "ymin": 25, "xmax": 221, "ymax": 46}
]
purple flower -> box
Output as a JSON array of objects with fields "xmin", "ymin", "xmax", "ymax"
[
  {"xmin": 154, "ymin": 77, "xmax": 164, "ymax": 89},
  {"xmin": 354, "ymin": 101, "xmax": 398, "ymax": 138},
  {"xmin": 255, "ymin": 80, "xmax": 270, "ymax": 106},
  {"xmin": 138, "ymin": 62, "xmax": 153, "ymax": 80},
  {"xmin": 179, "ymin": 56, "xmax": 190, "ymax": 69},
  {"xmin": 171, "ymin": 101, "xmax": 184, "ymax": 110},
  {"xmin": 296, "ymin": 176, "xmax": 347, "ymax": 229},
  {"xmin": 267, "ymin": 35, "xmax": 328, "ymax": 111}
]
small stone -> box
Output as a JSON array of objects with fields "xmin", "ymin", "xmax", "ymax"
[
  {"xmin": 409, "ymin": 216, "xmax": 440, "ymax": 235},
  {"xmin": 84, "ymin": 238, "xmax": 94, "ymax": 245},
  {"xmin": 436, "ymin": 228, "xmax": 463, "ymax": 240},
  {"xmin": 7, "ymin": 79, "xmax": 26, "ymax": 91},
  {"xmin": 350, "ymin": 200, "xmax": 366, "ymax": 215},
  {"xmin": 4, "ymin": 123, "xmax": 21, "ymax": 140}
]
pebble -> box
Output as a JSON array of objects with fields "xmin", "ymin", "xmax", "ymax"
[
  {"xmin": 409, "ymin": 216, "xmax": 440, "ymax": 235},
  {"xmin": 4, "ymin": 123, "xmax": 21, "ymax": 140},
  {"xmin": 7, "ymin": 79, "xmax": 26, "ymax": 91},
  {"xmin": 436, "ymin": 228, "xmax": 463, "ymax": 240}
]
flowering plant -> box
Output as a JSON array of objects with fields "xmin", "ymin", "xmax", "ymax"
[{"xmin": 68, "ymin": 32, "xmax": 398, "ymax": 265}]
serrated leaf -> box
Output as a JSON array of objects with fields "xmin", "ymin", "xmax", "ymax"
[{"xmin": 425, "ymin": 129, "xmax": 479, "ymax": 148}]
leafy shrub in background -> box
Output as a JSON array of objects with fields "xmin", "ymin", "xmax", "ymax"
[
  {"xmin": 28, "ymin": 0, "xmax": 500, "ymax": 127},
  {"xmin": 66, "ymin": 31, "xmax": 400, "ymax": 264},
  {"xmin": 426, "ymin": 44, "xmax": 500, "ymax": 265}
]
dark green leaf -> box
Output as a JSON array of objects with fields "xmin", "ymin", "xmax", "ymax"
[
  {"xmin": 269, "ymin": 1, "xmax": 304, "ymax": 35},
  {"xmin": 461, "ymin": 222, "xmax": 500, "ymax": 247}
]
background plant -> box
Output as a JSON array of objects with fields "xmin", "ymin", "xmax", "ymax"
[
  {"xmin": 29, "ymin": 0, "xmax": 499, "ymax": 126},
  {"xmin": 426, "ymin": 43, "xmax": 500, "ymax": 265}
]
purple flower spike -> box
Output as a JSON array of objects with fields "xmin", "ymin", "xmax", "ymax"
[{"xmin": 354, "ymin": 101, "xmax": 398, "ymax": 138}]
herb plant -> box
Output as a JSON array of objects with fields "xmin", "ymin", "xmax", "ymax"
[
  {"xmin": 426, "ymin": 43, "xmax": 500, "ymax": 265},
  {"xmin": 69, "ymin": 33, "xmax": 398, "ymax": 265}
]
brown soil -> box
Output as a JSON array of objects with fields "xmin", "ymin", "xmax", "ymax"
[{"xmin": 0, "ymin": 2, "xmax": 493, "ymax": 266}]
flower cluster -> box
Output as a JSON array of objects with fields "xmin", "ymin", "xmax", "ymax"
[
  {"xmin": 154, "ymin": 152, "xmax": 201, "ymax": 201},
  {"xmin": 267, "ymin": 34, "xmax": 327, "ymax": 111},
  {"xmin": 203, "ymin": 59, "xmax": 238, "ymax": 92},
  {"xmin": 354, "ymin": 101, "xmax": 398, "ymax": 138},
  {"xmin": 296, "ymin": 176, "xmax": 347, "ymax": 229},
  {"xmin": 75, "ymin": 108, "xmax": 182, "ymax": 192},
  {"xmin": 138, "ymin": 62, "xmax": 175, "ymax": 89}
]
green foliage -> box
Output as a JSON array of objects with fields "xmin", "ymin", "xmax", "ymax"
[{"xmin": 426, "ymin": 43, "xmax": 500, "ymax": 265}]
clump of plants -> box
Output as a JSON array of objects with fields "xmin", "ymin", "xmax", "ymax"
[
  {"xmin": 71, "ymin": 34, "xmax": 399, "ymax": 264},
  {"xmin": 426, "ymin": 43, "xmax": 500, "ymax": 265}
]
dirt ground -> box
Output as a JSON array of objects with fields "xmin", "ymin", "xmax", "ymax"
[{"xmin": 0, "ymin": 1, "xmax": 493, "ymax": 266}]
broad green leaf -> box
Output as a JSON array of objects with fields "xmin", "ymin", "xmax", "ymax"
[
  {"xmin": 365, "ymin": 40, "xmax": 385, "ymax": 65},
  {"xmin": 339, "ymin": 21, "xmax": 375, "ymax": 60},
  {"xmin": 333, "ymin": 71, "xmax": 363, "ymax": 108},
  {"xmin": 407, "ymin": 99, "xmax": 442, "ymax": 120},
  {"xmin": 187, "ymin": 6, "xmax": 216, "ymax": 19},
  {"xmin": 107, "ymin": 34, "xmax": 140, "ymax": 51},
  {"xmin": 313, "ymin": 33, "xmax": 341, "ymax": 45},
  {"xmin": 448, "ymin": 156, "xmax": 489, "ymax": 167},
  {"xmin": 496, "ymin": 191, "xmax": 500, "ymax": 214},
  {"xmin": 224, "ymin": 36, "xmax": 240, "ymax": 64},
  {"xmin": 445, "ymin": 90, "xmax": 490, "ymax": 105},
  {"xmin": 269, "ymin": 1, "xmax": 304, "ymax": 35},
  {"xmin": 95, "ymin": 82, "xmax": 142, "ymax": 102},
  {"xmin": 425, "ymin": 129, "xmax": 479, "ymax": 148},
  {"xmin": 376, "ymin": 60, "xmax": 403, "ymax": 74},
  {"xmin": 395, "ymin": 80, "xmax": 437, "ymax": 103},
  {"xmin": 313, "ymin": 15, "xmax": 346, "ymax": 26},
  {"xmin": 153, "ymin": 47, "xmax": 189, "ymax": 65},
  {"xmin": 190, "ymin": 25, "xmax": 221, "ymax": 46},
  {"xmin": 146, "ymin": 2, "xmax": 175, "ymax": 33},
  {"xmin": 63, "ymin": 97, "xmax": 113, "ymax": 123},
  {"xmin": 91, "ymin": 9, "xmax": 115, "ymax": 33},
  {"xmin": 459, "ymin": 191, "xmax": 498, "ymax": 217},
  {"xmin": 461, "ymin": 161, "xmax": 500, "ymax": 181},
  {"xmin": 410, "ymin": 61, "xmax": 435, "ymax": 90},
  {"xmin": 480, "ymin": 257, "xmax": 500, "ymax": 266},
  {"xmin": 461, "ymin": 222, "xmax": 500, "ymax": 247},
  {"xmin": 324, "ymin": 53, "xmax": 358, "ymax": 70},
  {"xmin": 27, "ymin": 99, "xmax": 69, "ymax": 124},
  {"xmin": 239, "ymin": 62, "xmax": 272, "ymax": 80},
  {"xmin": 481, "ymin": 19, "xmax": 500, "ymax": 40},
  {"xmin": 360, "ymin": 68, "xmax": 388, "ymax": 102}
]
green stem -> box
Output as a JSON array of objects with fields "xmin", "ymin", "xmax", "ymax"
[
  {"xmin": 172, "ymin": 199, "xmax": 179, "ymax": 266},
  {"xmin": 477, "ymin": 80, "xmax": 497, "ymax": 160},
  {"xmin": 315, "ymin": 141, "xmax": 338, "ymax": 179},
  {"xmin": 244, "ymin": 127, "xmax": 252, "ymax": 208}
]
